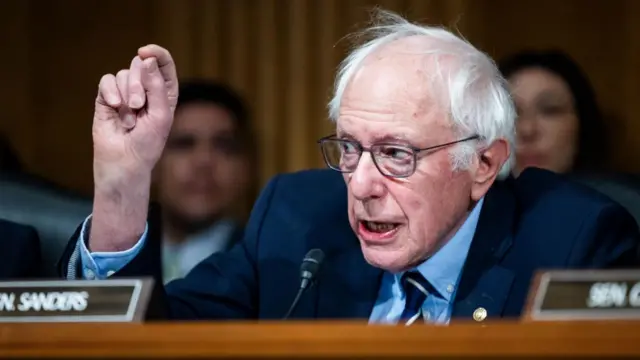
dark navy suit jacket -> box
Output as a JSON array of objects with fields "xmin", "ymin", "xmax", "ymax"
[
  {"xmin": 0, "ymin": 219, "xmax": 42, "ymax": 279},
  {"xmin": 60, "ymin": 168, "xmax": 640, "ymax": 321}
]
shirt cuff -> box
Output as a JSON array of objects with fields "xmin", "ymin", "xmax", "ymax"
[{"xmin": 77, "ymin": 214, "xmax": 149, "ymax": 279}]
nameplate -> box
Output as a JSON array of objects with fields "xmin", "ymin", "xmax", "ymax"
[
  {"xmin": 525, "ymin": 270, "xmax": 640, "ymax": 321},
  {"xmin": 0, "ymin": 278, "xmax": 153, "ymax": 322}
]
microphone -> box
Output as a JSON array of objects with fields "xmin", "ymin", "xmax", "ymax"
[{"xmin": 282, "ymin": 249, "xmax": 325, "ymax": 319}]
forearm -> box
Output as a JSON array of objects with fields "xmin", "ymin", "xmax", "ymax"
[{"xmin": 90, "ymin": 172, "xmax": 151, "ymax": 252}]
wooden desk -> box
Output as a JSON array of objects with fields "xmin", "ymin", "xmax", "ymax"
[{"xmin": 0, "ymin": 321, "xmax": 638, "ymax": 358}]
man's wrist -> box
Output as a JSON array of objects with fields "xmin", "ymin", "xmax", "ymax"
[{"xmin": 90, "ymin": 172, "xmax": 152, "ymax": 252}]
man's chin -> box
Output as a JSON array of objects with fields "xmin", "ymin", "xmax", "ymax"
[{"xmin": 360, "ymin": 245, "xmax": 409, "ymax": 273}]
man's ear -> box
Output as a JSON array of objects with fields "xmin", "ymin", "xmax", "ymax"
[{"xmin": 471, "ymin": 139, "xmax": 510, "ymax": 200}]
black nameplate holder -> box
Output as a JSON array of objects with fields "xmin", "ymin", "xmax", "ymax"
[
  {"xmin": 526, "ymin": 270, "xmax": 640, "ymax": 321},
  {"xmin": 0, "ymin": 278, "xmax": 153, "ymax": 322}
]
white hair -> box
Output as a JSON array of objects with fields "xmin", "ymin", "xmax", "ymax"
[{"xmin": 328, "ymin": 9, "xmax": 516, "ymax": 179}]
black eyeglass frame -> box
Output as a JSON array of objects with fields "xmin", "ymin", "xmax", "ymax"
[{"xmin": 317, "ymin": 134, "xmax": 480, "ymax": 178}]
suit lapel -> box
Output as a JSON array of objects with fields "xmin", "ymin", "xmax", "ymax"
[
  {"xmin": 309, "ymin": 179, "xmax": 383, "ymax": 319},
  {"xmin": 314, "ymin": 239, "xmax": 383, "ymax": 319},
  {"xmin": 452, "ymin": 178, "xmax": 517, "ymax": 321}
]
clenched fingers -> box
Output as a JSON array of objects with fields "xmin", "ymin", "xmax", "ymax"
[
  {"xmin": 127, "ymin": 57, "xmax": 146, "ymax": 110},
  {"xmin": 141, "ymin": 57, "xmax": 170, "ymax": 120},
  {"xmin": 116, "ymin": 69, "xmax": 136, "ymax": 129},
  {"xmin": 138, "ymin": 44, "xmax": 179, "ymax": 110},
  {"xmin": 96, "ymin": 74, "xmax": 121, "ymax": 109},
  {"xmin": 115, "ymin": 70, "xmax": 129, "ymax": 101}
]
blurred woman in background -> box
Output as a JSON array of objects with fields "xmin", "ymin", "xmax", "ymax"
[{"xmin": 499, "ymin": 50, "xmax": 610, "ymax": 177}]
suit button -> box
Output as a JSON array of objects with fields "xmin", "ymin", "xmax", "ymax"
[{"xmin": 473, "ymin": 307, "xmax": 487, "ymax": 322}]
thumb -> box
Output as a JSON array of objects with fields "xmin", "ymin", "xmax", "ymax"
[{"xmin": 141, "ymin": 58, "xmax": 170, "ymax": 120}]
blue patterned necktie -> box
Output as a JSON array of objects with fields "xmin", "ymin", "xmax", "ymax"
[{"xmin": 400, "ymin": 271, "xmax": 430, "ymax": 325}]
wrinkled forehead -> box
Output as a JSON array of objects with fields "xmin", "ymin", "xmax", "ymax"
[{"xmin": 336, "ymin": 43, "xmax": 454, "ymax": 146}]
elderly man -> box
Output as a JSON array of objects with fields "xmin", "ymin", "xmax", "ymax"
[{"xmin": 60, "ymin": 10, "xmax": 638, "ymax": 323}]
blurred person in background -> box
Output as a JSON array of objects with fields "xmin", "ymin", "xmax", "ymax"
[
  {"xmin": 498, "ymin": 52, "xmax": 640, "ymax": 225},
  {"xmin": 156, "ymin": 80, "xmax": 257, "ymax": 283},
  {"xmin": 499, "ymin": 50, "xmax": 610, "ymax": 177}
]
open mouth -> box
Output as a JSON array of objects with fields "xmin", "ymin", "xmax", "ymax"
[
  {"xmin": 357, "ymin": 221, "xmax": 402, "ymax": 242},
  {"xmin": 361, "ymin": 221, "xmax": 400, "ymax": 233}
]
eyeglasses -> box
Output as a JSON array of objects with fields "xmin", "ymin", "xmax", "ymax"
[{"xmin": 317, "ymin": 134, "xmax": 480, "ymax": 178}]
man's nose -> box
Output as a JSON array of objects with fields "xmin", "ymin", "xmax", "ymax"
[
  {"xmin": 192, "ymin": 143, "xmax": 217, "ymax": 166},
  {"xmin": 349, "ymin": 152, "xmax": 386, "ymax": 200}
]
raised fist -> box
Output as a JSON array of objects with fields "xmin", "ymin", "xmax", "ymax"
[{"xmin": 92, "ymin": 45, "xmax": 179, "ymax": 190}]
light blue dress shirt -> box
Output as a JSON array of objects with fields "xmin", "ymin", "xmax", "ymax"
[
  {"xmin": 73, "ymin": 216, "xmax": 236, "ymax": 281},
  {"xmin": 369, "ymin": 197, "xmax": 484, "ymax": 325},
  {"xmin": 75, "ymin": 215, "xmax": 149, "ymax": 279},
  {"xmin": 72, "ymin": 198, "xmax": 483, "ymax": 324}
]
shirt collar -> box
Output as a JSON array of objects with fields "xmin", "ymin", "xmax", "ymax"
[{"xmin": 394, "ymin": 197, "xmax": 484, "ymax": 302}]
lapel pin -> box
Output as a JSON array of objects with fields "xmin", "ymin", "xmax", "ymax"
[{"xmin": 473, "ymin": 307, "xmax": 487, "ymax": 322}]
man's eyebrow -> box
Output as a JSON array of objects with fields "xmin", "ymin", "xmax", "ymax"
[
  {"xmin": 373, "ymin": 133, "xmax": 413, "ymax": 144},
  {"xmin": 335, "ymin": 131, "xmax": 356, "ymax": 140},
  {"xmin": 336, "ymin": 131, "xmax": 415, "ymax": 145}
]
